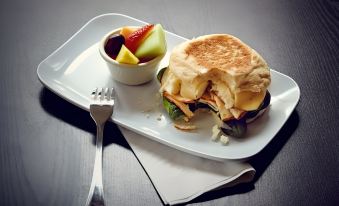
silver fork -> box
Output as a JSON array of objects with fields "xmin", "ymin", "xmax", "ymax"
[{"xmin": 86, "ymin": 88, "xmax": 114, "ymax": 206}]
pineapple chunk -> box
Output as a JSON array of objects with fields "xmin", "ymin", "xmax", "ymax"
[
  {"xmin": 235, "ymin": 90, "xmax": 266, "ymax": 111},
  {"xmin": 116, "ymin": 45, "xmax": 139, "ymax": 64}
]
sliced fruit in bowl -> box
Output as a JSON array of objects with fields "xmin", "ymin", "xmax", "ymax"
[
  {"xmin": 98, "ymin": 23, "xmax": 167, "ymax": 85},
  {"xmin": 101, "ymin": 24, "xmax": 166, "ymax": 65}
]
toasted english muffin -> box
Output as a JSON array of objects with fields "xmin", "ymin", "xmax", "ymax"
[
  {"xmin": 159, "ymin": 34, "xmax": 271, "ymax": 137},
  {"xmin": 161, "ymin": 34, "xmax": 270, "ymax": 117}
]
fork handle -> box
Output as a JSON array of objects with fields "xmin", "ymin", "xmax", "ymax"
[{"xmin": 86, "ymin": 124, "xmax": 105, "ymax": 206}]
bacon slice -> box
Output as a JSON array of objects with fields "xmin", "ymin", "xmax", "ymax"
[
  {"xmin": 170, "ymin": 94, "xmax": 195, "ymax": 103},
  {"xmin": 174, "ymin": 123, "xmax": 197, "ymax": 130},
  {"xmin": 229, "ymin": 108, "xmax": 246, "ymax": 120},
  {"xmin": 199, "ymin": 90, "xmax": 218, "ymax": 110},
  {"xmin": 212, "ymin": 92, "xmax": 233, "ymax": 121}
]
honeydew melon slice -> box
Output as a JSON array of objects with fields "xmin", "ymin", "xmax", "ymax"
[{"xmin": 135, "ymin": 24, "xmax": 166, "ymax": 59}]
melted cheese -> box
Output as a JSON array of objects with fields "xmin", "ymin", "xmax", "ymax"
[
  {"xmin": 234, "ymin": 90, "xmax": 266, "ymax": 111},
  {"xmin": 180, "ymin": 80, "xmax": 209, "ymax": 100}
]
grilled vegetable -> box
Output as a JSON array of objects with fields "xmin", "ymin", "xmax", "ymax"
[
  {"xmin": 195, "ymin": 102, "xmax": 218, "ymax": 112},
  {"xmin": 221, "ymin": 119, "xmax": 247, "ymax": 138},
  {"xmin": 157, "ymin": 66, "xmax": 167, "ymax": 82},
  {"xmin": 163, "ymin": 97, "xmax": 185, "ymax": 120},
  {"xmin": 245, "ymin": 91, "xmax": 271, "ymax": 119},
  {"xmin": 261, "ymin": 90, "xmax": 271, "ymax": 109}
]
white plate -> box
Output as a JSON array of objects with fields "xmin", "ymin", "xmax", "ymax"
[{"xmin": 37, "ymin": 13, "xmax": 300, "ymax": 161}]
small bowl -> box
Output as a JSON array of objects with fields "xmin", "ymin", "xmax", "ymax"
[{"xmin": 99, "ymin": 27, "xmax": 166, "ymax": 85}]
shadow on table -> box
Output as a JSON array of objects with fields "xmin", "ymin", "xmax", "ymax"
[
  {"xmin": 183, "ymin": 110, "xmax": 300, "ymax": 205},
  {"xmin": 39, "ymin": 88, "xmax": 131, "ymax": 149},
  {"xmin": 39, "ymin": 87, "xmax": 300, "ymax": 205}
]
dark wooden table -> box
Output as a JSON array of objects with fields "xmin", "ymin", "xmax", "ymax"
[{"xmin": 1, "ymin": 0, "xmax": 338, "ymax": 205}]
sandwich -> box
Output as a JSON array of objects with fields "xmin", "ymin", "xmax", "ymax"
[{"xmin": 157, "ymin": 34, "xmax": 271, "ymax": 137}]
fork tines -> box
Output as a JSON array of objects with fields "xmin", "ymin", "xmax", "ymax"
[{"xmin": 91, "ymin": 88, "xmax": 114, "ymax": 101}]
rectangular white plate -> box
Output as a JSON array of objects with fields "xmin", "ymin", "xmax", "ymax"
[{"xmin": 37, "ymin": 13, "xmax": 300, "ymax": 161}]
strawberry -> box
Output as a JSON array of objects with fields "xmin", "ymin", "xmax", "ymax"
[{"xmin": 125, "ymin": 24, "xmax": 154, "ymax": 53}]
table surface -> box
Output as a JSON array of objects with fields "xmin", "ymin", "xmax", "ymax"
[{"xmin": 1, "ymin": 0, "xmax": 338, "ymax": 205}]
